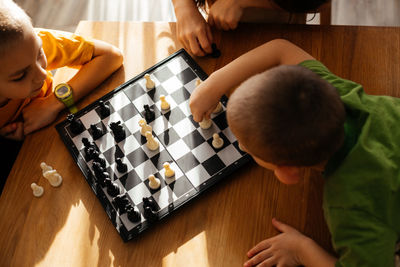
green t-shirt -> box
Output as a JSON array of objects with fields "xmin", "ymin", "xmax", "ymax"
[{"xmin": 299, "ymin": 60, "xmax": 400, "ymax": 267}]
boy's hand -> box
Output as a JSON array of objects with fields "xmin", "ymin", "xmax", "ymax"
[
  {"xmin": 175, "ymin": 3, "xmax": 213, "ymax": 56},
  {"xmin": 244, "ymin": 218, "xmax": 306, "ymax": 267},
  {"xmin": 0, "ymin": 122, "xmax": 25, "ymax": 141},
  {"xmin": 208, "ymin": 0, "xmax": 243, "ymax": 30},
  {"xmin": 189, "ymin": 77, "xmax": 222, "ymax": 122},
  {"xmin": 22, "ymin": 95, "xmax": 63, "ymax": 135}
]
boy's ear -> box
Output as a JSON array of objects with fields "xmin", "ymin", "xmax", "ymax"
[{"xmin": 274, "ymin": 166, "xmax": 301, "ymax": 184}]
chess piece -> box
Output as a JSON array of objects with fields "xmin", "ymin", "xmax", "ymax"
[
  {"xmin": 43, "ymin": 169, "xmax": 63, "ymax": 187},
  {"xmin": 92, "ymin": 150, "xmax": 106, "ymax": 168},
  {"xmin": 116, "ymin": 157, "xmax": 128, "ymax": 173},
  {"xmin": 144, "ymin": 74, "xmax": 155, "ymax": 90},
  {"xmin": 40, "ymin": 162, "xmax": 53, "ymax": 175},
  {"xmin": 210, "ymin": 43, "xmax": 221, "ymax": 58},
  {"xmin": 113, "ymin": 194, "xmax": 130, "ymax": 213},
  {"xmin": 212, "ymin": 133, "xmax": 224, "ymax": 149},
  {"xmin": 67, "ymin": 114, "xmax": 84, "ymax": 135},
  {"xmin": 199, "ymin": 118, "xmax": 212, "ymax": 129},
  {"xmin": 159, "ymin": 95, "xmax": 170, "ymax": 110},
  {"xmin": 145, "ymin": 131, "xmax": 159, "ymax": 151},
  {"xmin": 143, "ymin": 104, "xmax": 155, "ymax": 122},
  {"xmin": 90, "ymin": 124, "xmax": 103, "ymax": 140},
  {"xmin": 105, "ymin": 178, "xmax": 120, "ymax": 197},
  {"xmin": 127, "ymin": 205, "xmax": 141, "ymax": 223},
  {"xmin": 148, "ymin": 174, "xmax": 161, "ymax": 190},
  {"xmin": 31, "ymin": 183, "xmax": 44, "ymax": 197},
  {"xmin": 163, "ymin": 162, "xmax": 175, "ymax": 178},
  {"xmin": 143, "ymin": 197, "xmax": 158, "ymax": 211},
  {"xmin": 110, "ymin": 121, "xmax": 125, "ymax": 142},
  {"xmin": 212, "ymin": 102, "xmax": 223, "ymax": 114},
  {"xmin": 99, "ymin": 100, "xmax": 110, "ymax": 117},
  {"xmin": 138, "ymin": 119, "xmax": 152, "ymax": 136}
]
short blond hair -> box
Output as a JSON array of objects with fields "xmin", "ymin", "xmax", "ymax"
[
  {"xmin": 0, "ymin": 0, "xmax": 32, "ymax": 54},
  {"xmin": 227, "ymin": 65, "xmax": 345, "ymax": 166}
]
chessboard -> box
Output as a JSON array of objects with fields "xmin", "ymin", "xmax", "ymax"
[{"xmin": 56, "ymin": 49, "xmax": 251, "ymax": 241}]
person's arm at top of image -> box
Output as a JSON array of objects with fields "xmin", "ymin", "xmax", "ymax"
[{"xmin": 172, "ymin": 0, "xmax": 213, "ymax": 56}]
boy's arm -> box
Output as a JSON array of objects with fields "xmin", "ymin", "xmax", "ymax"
[
  {"xmin": 22, "ymin": 40, "xmax": 123, "ymax": 135},
  {"xmin": 190, "ymin": 39, "xmax": 314, "ymax": 122}
]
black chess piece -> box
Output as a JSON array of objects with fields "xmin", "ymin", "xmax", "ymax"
[
  {"xmin": 126, "ymin": 205, "xmax": 141, "ymax": 223},
  {"xmin": 105, "ymin": 178, "xmax": 120, "ymax": 197},
  {"xmin": 110, "ymin": 121, "xmax": 125, "ymax": 142},
  {"xmin": 143, "ymin": 206, "xmax": 158, "ymax": 221},
  {"xmin": 113, "ymin": 194, "xmax": 131, "ymax": 213},
  {"xmin": 142, "ymin": 197, "xmax": 158, "ymax": 211},
  {"xmin": 90, "ymin": 124, "xmax": 103, "ymax": 140},
  {"xmin": 143, "ymin": 104, "xmax": 155, "ymax": 122},
  {"xmin": 115, "ymin": 157, "xmax": 128, "ymax": 173},
  {"xmin": 67, "ymin": 114, "xmax": 84, "ymax": 135},
  {"xmin": 210, "ymin": 43, "xmax": 221, "ymax": 58},
  {"xmin": 92, "ymin": 150, "xmax": 106, "ymax": 168},
  {"xmin": 99, "ymin": 100, "xmax": 110, "ymax": 117}
]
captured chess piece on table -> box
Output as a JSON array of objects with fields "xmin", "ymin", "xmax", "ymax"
[
  {"xmin": 31, "ymin": 183, "xmax": 44, "ymax": 197},
  {"xmin": 40, "ymin": 162, "xmax": 63, "ymax": 187}
]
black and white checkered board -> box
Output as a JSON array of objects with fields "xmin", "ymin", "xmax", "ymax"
[{"xmin": 56, "ymin": 49, "xmax": 251, "ymax": 241}]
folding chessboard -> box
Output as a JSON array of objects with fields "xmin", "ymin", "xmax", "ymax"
[{"xmin": 56, "ymin": 49, "xmax": 251, "ymax": 241}]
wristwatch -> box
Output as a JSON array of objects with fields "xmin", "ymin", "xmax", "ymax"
[{"xmin": 54, "ymin": 83, "xmax": 78, "ymax": 114}]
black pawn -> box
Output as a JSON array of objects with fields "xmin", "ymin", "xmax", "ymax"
[
  {"xmin": 90, "ymin": 124, "xmax": 103, "ymax": 140},
  {"xmin": 116, "ymin": 157, "xmax": 127, "ymax": 173},
  {"xmin": 67, "ymin": 114, "xmax": 84, "ymax": 135},
  {"xmin": 142, "ymin": 197, "xmax": 158, "ymax": 211},
  {"xmin": 127, "ymin": 205, "xmax": 141, "ymax": 223},
  {"xmin": 99, "ymin": 100, "xmax": 110, "ymax": 117},
  {"xmin": 143, "ymin": 104, "xmax": 155, "ymax": 122},
  {"xmin": 92, "ymin": 150, "xmax": 106, "ymax": 168},
  {"xmin": 210, "ymin": 43, "xmax": 221, "ymax": 58}
]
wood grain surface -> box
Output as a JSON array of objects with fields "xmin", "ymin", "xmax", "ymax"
[{"xmin": 0, "ymin": 22, "xmax": 399, "ymax": 267}]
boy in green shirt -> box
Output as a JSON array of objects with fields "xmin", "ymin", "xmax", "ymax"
[{"xmin": 190, "ymin": 39, "xmax": 400, "ymax": 266}]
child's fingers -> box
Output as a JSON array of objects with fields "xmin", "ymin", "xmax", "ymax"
[
  {"xmin": 272, "ymin": 218, "xmax": 294, "ymax": 233},
  {"xmin": 0, "ymin": 122, "xmax": 18, "ymax": 136},
  {"xmin": 244, "ymin": 249, "xmax": 275, "ymax": 267},
  {"xmin": 246, "ymin": 239, "xmax": 272, "ymax": 258},
  {"xmin": 197, "ymin": 30, "xmax": 212, "ymax": 54}
]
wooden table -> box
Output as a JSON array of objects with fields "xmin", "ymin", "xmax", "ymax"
[{"xmin": 1, "ymin": 21, "xmax": 399, "ymax": 267}]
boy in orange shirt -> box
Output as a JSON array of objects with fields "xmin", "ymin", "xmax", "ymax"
[{"xmin": 0, "ymin": 0, "xmax": 123, "ymax": 181}]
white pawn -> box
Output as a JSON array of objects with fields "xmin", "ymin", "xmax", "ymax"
[
  {"xmin": 145, "ymin": 131, "xmax": 159, "ymax": 150},
  {"xmin": 159, "ymin": 95, "xmax": 170, "ymax": 110},
  {"xmin": 40, "ymin": 162, "xmax": 52, "ymax": 175},
  {"xmin": 195, "ymin": 79, "xmax": 202, "ymax": 87},
  {"xmin": 212, "ymin": 133, "xmax": 224, "ymax": 149},
  {"xmin": 144, "ymin": 74, "xmax": 155, "ymax": 90},
  {"xmin": 212, "ymin": 102, "xmax": 223, "ymax": 114},
  {"xmin": 199, "ymin": 117, "xmax": 212, "ymax": 129},
  {"xmin": 43, "ymin": 169, "xmax": 63, "ymax": 187},
  {"xmin": 163, "ymin": 162, "xmax": 175, "ymax": 178},
  {"xmin": 148, "ymin": 174, "xmax": 161, "ymax": 190},
  {"xmin": 31, "ymin": 183, "xmax": 44, "ymax": 197},
  {"xmin": 138, "ymin": 118, "xmax": 152, "ymax": 136}
]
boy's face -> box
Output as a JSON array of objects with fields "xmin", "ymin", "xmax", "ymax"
[{"xmin": 0, "ymin": 23, "xmax": 47, "ymax": 100}]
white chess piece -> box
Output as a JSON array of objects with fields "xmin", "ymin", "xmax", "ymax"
[
  {"xmin": 138, "ymin": 118, "xmax": 152, "ymax": 136},
  {"xmin": 163, "ymin": 162, "xmax": 175, "ymax": 178},
  {"xmin": 195, "ymin": 79, "xmax": 202, "ymax": 87},
  {"xmin": 212, "ymin": 102, "xmax": 223, "ymax": 114},
  {"xmin": 144, "ymin": 74, "xmax": 155, "ymax": 90},
  {"xmin": 40, "ymin": 162, "xmax": 52, "ymax": 175},
  {"xmin": 199, "ymin": 118, "xmax": 212, "ymax": 129},
  {"xmin": 159, "ymin": 95, "xmax": 170, "ymax": 110},
  {"xmin": 31, "ymin": 183, "xmax": 44, "ymax": 197},
  {"xmin": 212, "ymin": 133, "xmax": 224, "ymax": 149},
  {"xmin": 43, "ymin": 169, "xmax": 63, "ymax": 187},
  {"xmin": 148, "ymin": 174, "xmax": 161, "ymax": 190},
  {"xmin": 145, "ymin": 131, "xmax": 159, "ymax": 150}
]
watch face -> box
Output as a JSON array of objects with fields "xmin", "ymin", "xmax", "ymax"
[
  {"xmin": 57, "ymin": 86, "xmax": 69, "ymax": 95},
  {"xmin": 55, "ymin": 84, "xmax": 71, "ymax": 99}
]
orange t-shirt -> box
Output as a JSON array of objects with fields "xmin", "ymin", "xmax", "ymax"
[{"xmin": 0, "ymin": 29, "xmax": 94, "ymax": 128}]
